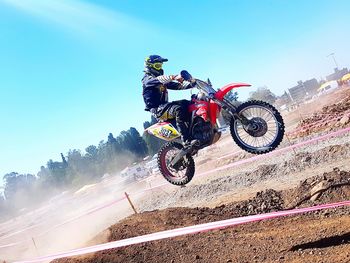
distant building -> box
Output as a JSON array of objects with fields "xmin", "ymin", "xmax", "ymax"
[
  {"xmin": 288, "ymin": 78, "xmax": 320, "ymax": 103},
  {"xmin": 326, "ymin": 67, "xmax": 349, "ymax": 81},
  {"xmin": 288, "ymin": 81, "xmax": 306, "ymax": 103},
  {"xmin": 274, "ymin": 91, "xmax": 292, "ymax": 111},
  {"xmin": 303, "ymin": 78, "xmax": 319, "ymax": 96}
]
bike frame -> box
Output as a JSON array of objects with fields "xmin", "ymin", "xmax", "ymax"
[
  {"xmin": 146, "ymin": 81, "xmax": 252, "ymax": 142},
  {"xmin": 191, "ymin": 82, "xmax": 251, "ymax": 126}
]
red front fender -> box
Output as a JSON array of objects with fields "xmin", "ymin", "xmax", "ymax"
[{"xmin": 215, "ymin": 83, "xmax": 251, "ymax": 100}]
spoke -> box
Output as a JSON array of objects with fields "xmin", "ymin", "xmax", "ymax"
[
  {"xmin": 267, "ymin": 123, "xmax": 277, "ymax": 130},
  {"xmin": 255, "ymin": 137, "xmax": 259, "ymax": 147},
  {"xmin": 266, "ymin": 119, "xmax": 277, "ymax": 124},
  {"xmin": 263, "ymin": 133, "xmax": 275, "ymax": 142},
  {"xmin": 248, "ymin": 136, "xmax": 255, "ymax": 146},
  {"xmin": 246, "ymin": 108, "xmax": 252, "ymax": 119},
  {"xmin": 245, "ymin": 109, "xmax": 252, "ymax": 118},
  {"xmin": 265, "ymin": 113, "xmax": 274, "ymax": 122},
  {"xmin": 261, "ymin": 109, "xmax": 271, "ymax": 120},
  {"xmin": 240, "ymin": 133, "xmax": 250, "ymax": 142},
  {"xmin": 262, "ymin": 136, "xmax": 269, "ymax": 146},
  {"xmin": 266, "ymin": 130, "xmax": 277, "ymax": 138},
  {"xmin": 238, "ymin": 128, "xmax": 251, "ymax": 140}
]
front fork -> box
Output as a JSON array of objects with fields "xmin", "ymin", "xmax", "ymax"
[
  {"xmin": 217, "ymin": 98, "xmax": 250, "ymax": 126},
  {"xmin": 169, "ymin": 140, "xmax": 198, "ymax": 168}
]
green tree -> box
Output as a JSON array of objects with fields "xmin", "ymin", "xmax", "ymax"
[
  {"xmin": 47, "ymin": 156, "xmax": 68, "ymax": 186},
  {"xmin": 3, "ymin": 172, "xmax": 18, "ymax": 201},
  {"xmin": 37, "ymin": 165, "xmax": 51, "ymax": 186},
  {"xmin": 0, "ymin": 194, "xmax": 5, "ymax": 215},
  {"xmin": 85, "ymin": 145, "xmax": 98, "ymax": 160},
  {"xmin": 3, "ymin": 172, "xmax": 36, "ymax": 207},
  {"xmin": 225, "ymin": 91, "xmax": 239, "ymax": 102},
  {"xmin": 248, "ymin": 86, "xmax": 277, "ymax": 104},
  {"xmin": 67, "ymin": 149, "xmax": 89, "ymax": 179},
  {"xmin": 128, "ymin": 127, "xmax": 148, "ymax": 157}
]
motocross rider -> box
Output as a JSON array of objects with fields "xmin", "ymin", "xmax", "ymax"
[{"xmin": 142, "ymin": 55, "xmax": 193, "ymax": 144}]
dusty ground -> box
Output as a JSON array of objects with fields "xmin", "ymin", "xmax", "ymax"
[
  {"xmin": 289, "ymin": 87, "xmax": 350, "ymax": 138},
  {"xmin": 282, "ymin": 85, "xmax": 350, "ymax": 131},
  {"xmin": 1, "ymin": 86, "xmax": 350, "ymax": 262},
  {"xmin": 54, "ymin": 169, "xmax": 350, "ymax": 263}
]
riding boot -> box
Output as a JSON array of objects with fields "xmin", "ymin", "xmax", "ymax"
[{"xmin": 176, "ymin": 120, "xmax": 190, "ymax": 143}]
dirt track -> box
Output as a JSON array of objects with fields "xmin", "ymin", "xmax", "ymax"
[
  {"xmin": 1, "ymin": 87, "xmax": 350, "ymax": 262},
  {"xmin": 54, "ymin": 169, "xmax": 350, "ymax": 263}
]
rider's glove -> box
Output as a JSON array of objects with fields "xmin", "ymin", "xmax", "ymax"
[{"xmin": 170, "ymin": 74, "xmax": 184, "ymax": 83}]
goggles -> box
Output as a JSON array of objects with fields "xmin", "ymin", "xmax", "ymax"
[{"xmin": 150, "ymin": 62, "xmax": 163, "ymax": 70}]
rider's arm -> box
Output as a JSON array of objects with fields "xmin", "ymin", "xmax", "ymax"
[
  {"xmin": 167, "ymin": 80, "xmax": 193, "ymax": 90},
  {"xmin": 144, "ymin": 74, "xmax": 193, "ymax": 90},
  {"xmin": 143, "ymin": 75, "xmax": 174, "ymax": 88}
]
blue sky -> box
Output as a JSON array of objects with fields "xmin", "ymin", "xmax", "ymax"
[{"xmin": 0, "ymin": 0, "xmax": 349, "ymax": 187}]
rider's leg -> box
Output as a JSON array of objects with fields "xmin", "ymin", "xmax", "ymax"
[{"xmin": 167, "ymin": 100, "xmax": 191, "ymax": 143}]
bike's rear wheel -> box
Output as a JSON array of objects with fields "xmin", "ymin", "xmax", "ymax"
[
  {"xmin": 230, "ymin": 100, "xmax": 284, "ymax": 154},
  {"xmin": 157, "ymin": 141, "xmax": 195, "ymax": 186}
]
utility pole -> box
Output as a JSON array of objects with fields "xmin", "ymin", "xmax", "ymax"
[{"xmin": 327, "ymin": 52, "xmax": 339, "ymax": 69}]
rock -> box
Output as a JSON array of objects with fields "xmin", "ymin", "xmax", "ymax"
[
  {"xmin": 310, "ymin": 180, "xmax": 328, "ymax": 201},
  {"xmin": 339, "ymin": 115, "xmax": 350, "ymax": 125}
]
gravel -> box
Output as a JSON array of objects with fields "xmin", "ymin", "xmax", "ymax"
[{"xmin": 137, "ymin": 131, "xmax": 350, "ymax": 212}]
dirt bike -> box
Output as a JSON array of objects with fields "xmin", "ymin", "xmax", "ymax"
[{"xmin": 146, "ymin": 71, "xmax": 285, "ymax": 186}]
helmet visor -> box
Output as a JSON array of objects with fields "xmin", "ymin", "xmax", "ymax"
[{"xmin": 151, "ymin": 62, "xmax": 163, "ymax": 70}]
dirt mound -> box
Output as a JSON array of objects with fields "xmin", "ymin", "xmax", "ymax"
[
  {"xmin": 137, "ymin": 143, "xmax": 350, "ymax": 212},
  {"xmin": 291, "ymin": 91, "xmax": 350, "ymax": 138},
  {"xmin": 284, "ymin": 168, "xmax": 350, "ymax": 209},
  {"xmin": 53, "ymin": 169, "xmax": 350, "ymax": 263}
]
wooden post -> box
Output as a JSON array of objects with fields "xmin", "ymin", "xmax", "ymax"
[
  {"xmin": 32, "ymin": 237, "xmax": 39, "ymax": 256},
  {"xmin": 285, "ymin": 134, "xmax": 297, "ymax": 156},
  {"xmin": 296, "ymin": 105, "xmax": 304, "ymax": 123},
  {"xmin": 124, "ymin": 192, "xmax": 138, "ymax": 214}
]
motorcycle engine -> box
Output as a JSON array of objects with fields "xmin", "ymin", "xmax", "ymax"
[{"xmin": 191, "ymin": 117, "xmax": 213, "ymax": 144}]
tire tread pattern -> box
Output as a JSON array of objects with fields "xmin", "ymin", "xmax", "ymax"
[{"xmin": 230, "ymin": 100, "xmax": 285, "ymax": 154}]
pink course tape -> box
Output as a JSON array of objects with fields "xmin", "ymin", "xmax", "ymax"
[
  {"xmin": 2, "ymin": 126, "xmax": 350, "ymax": 250},
  {"xmin": 0, "ymin": 242, "xmax": 22, "ymax": 249},
  {"xmin": 14, "ymin": 200, "xmax": 350, "ymax": 263}
]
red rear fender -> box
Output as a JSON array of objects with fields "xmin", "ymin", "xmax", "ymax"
[{"xmin": 215, "ymin": 83, "xmax": 251, "ymax": 100}]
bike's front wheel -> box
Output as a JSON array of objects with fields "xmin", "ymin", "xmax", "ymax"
[{"xmin": 230, "ymin": 100, "xmax": 285, "ymax": 154}]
